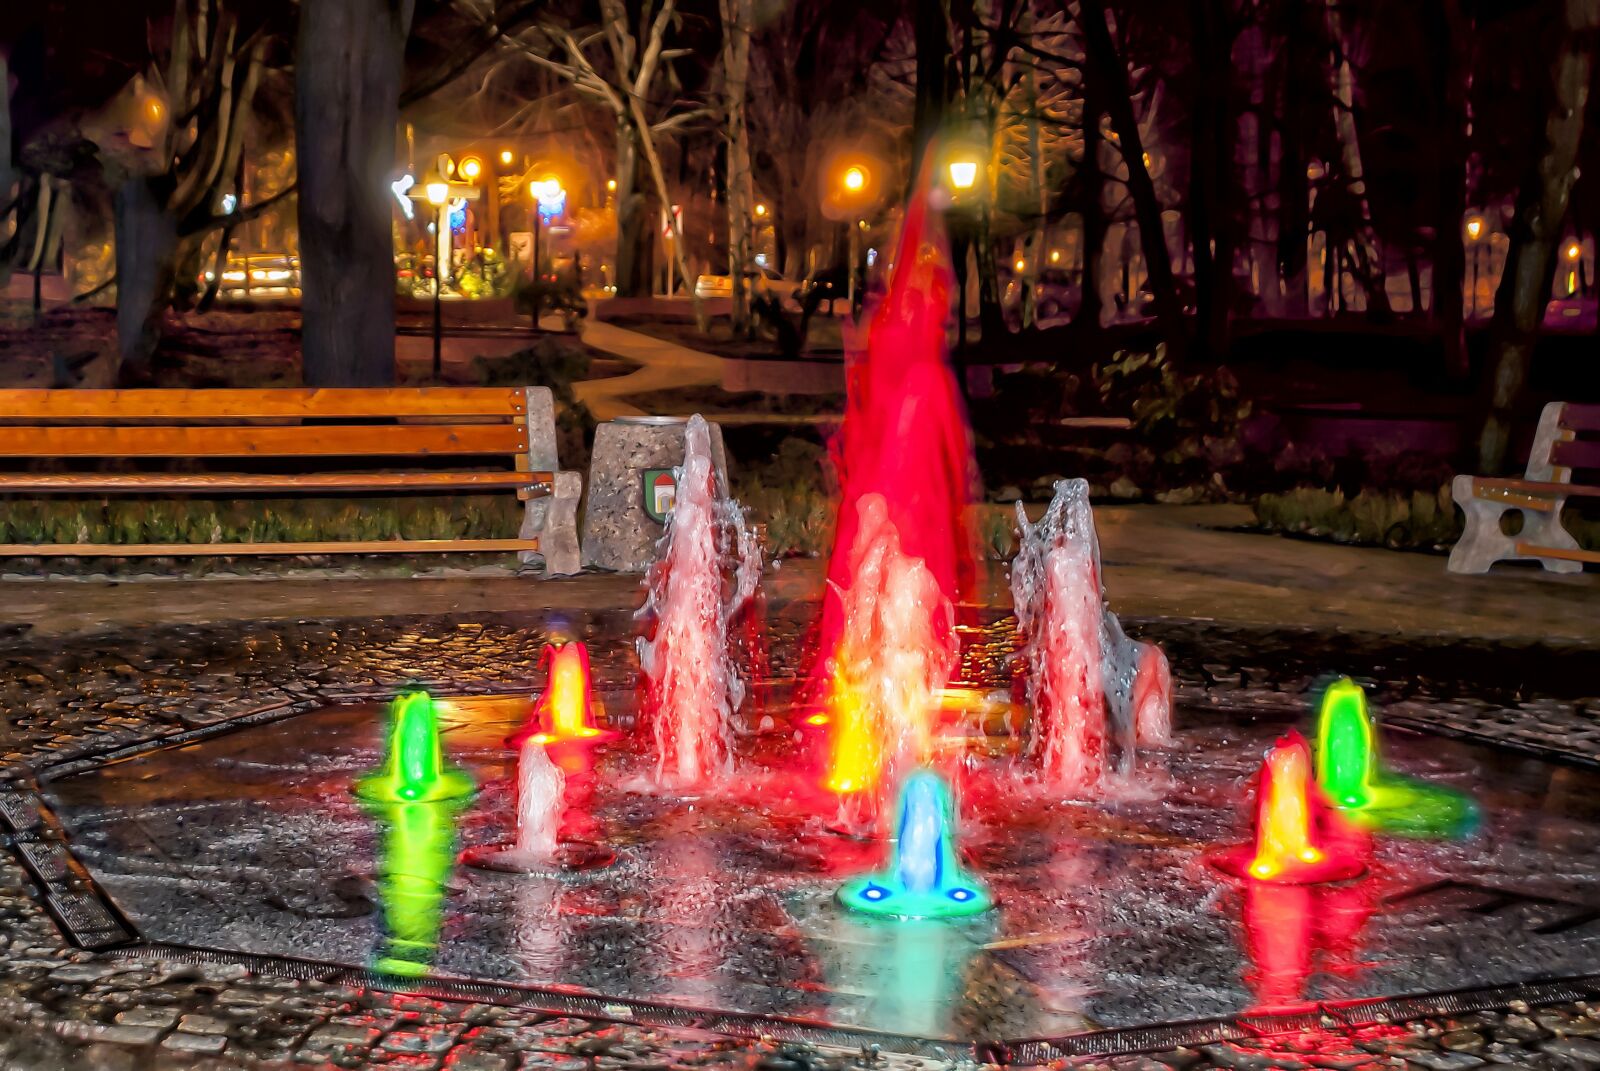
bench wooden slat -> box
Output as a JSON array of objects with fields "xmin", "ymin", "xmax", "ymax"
[
  {"xmin": 0, "ymin": 425, "xmax": 527, "ymax": 458},
  {"xmin": 1551, "ymin": 438, "xmax": 1600, "ymax": 471},
  {"xmin": 1471, "ymin": 477, "xmax": 1600, "ymax": 502},
  {"xmin": 1514, "ymin": 541, "xmax": 1600, "ymax": 565},
  {"xmin": 0, "ymin": 538, "xmax": 541, "ymax": 557},
  {"xmin": 1559, "ymin": 402, "xmax": 1600, "ymax": 432},
  {"xmin": 0, "ymin": 472, "xmax": 552, "ymax": 493},
  {"xmin": 0, "ymin": 388, "xmax": 526, "ymax": 420}
]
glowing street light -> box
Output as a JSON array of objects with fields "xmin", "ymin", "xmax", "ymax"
[
  {"xmin": 1014, "ymin": 258, "xmax": 1026, "ymax": 272},
  {"xmin": 1568, "ymin": 241, "xmax": 1582, "ymax": 261},
  {"xmin": 607, "ymin": 178, "xmax": 617, "ymax": 191},
  {"xmin": 843, "ymin": 166, "xmax": 866, "ymax": 192},
  {"xmin": 458, "ymin": 156, "xmax": 483, "ymax": 182},
  {"xmin": 1050, "ymin": 250, "xmax": 1062, "ymax": 263},
  {"xmin": 754, "ymin": 203, "xmax": 767, "ymax": 217},
  {"xmin": 947, "ymin": 159, "xmax": 978, "ymax": 190},
  {"xmin": 423, "ymin": 178, "xmax": 451, "ymax": 378},
  {"xmin": 500, "ymin": 149, "xmax": 515, "ymax": 166},
  {"xmin": 528, "ymin": 176, "xmax": 565, "ymax": 329},
  {"xmin": 1465, "ymin": 217, "xmax": 1483, "ymax": 242}
]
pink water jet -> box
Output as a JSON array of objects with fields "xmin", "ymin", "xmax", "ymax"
[
  {"xmin": 637, "ymin": 415, "xmax": 762, "ymax": 791},
  {"xmin": 462, "ymin": 739, "xmax": 613, "ymax": 873},
  {"xmin": 1011, "ymin": 479, "xmax": 1172, "ymax": 795},
  {"xmin": 822, "ymin": 494, "xmax": 958, "ymax": 830}
]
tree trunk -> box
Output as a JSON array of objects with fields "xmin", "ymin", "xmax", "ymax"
[
  {"xmin": 114, "ymin": 176, "xmax": 179, "ymax": 379},
  {"xmin": 720, "ymin": 0, "xmax": 754, "ymax": 334},
  {"xmin": 912, "ymin": 0, "xmax": 951, "ymax": 184},
  {"xmin": 1075, "ymin": 84, "xmax": 1107, "ymax": 331},
  {"xmin": 0, "ymin": 52, "xmax": 15, "ymax": 291},
  {"xmin": 295, "ymin": 0, "xmax": 414, "ymax": 387},
  {"xmin": 1321, "ymin": 0, "xmax": 1391, "ymax": 318},
  {"xmin": 614, "ymin": 122, "xmax": 650, "ymax": 297},
  {"xmin": 976, "ymin": 205, "xmax": 1005, "ymax": 340},
  {"xmin": 1477, "ymin": 0, "xmax": 1598, "ymax": 474},
  {"xmin": 1189, "ymin": 0, "xmax": 1233, "ymax": 354},
  {"xmin": 1079, "ymin": 0, "xmax": 1185, "ymax": 355},
  {"xmin": 1429, "ymin": 0, "xmax": 1470, "ymax": 377},
  {"xmin": 1277, "ymin": 0, "xmax": 1311, "ymax": 318}
]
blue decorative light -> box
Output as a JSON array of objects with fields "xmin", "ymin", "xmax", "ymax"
[{"xmin": 838, "ymin": 770, "xmax": 993, "ymax": 920}]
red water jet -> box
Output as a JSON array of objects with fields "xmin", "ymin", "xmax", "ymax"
[
  {"xmin": 509, "ymin": 642, "xmax": 606, "ymax": 748},
  {"xmin": 1212, "ymin": 731, "xmax": 1365, "ymax": 884}
]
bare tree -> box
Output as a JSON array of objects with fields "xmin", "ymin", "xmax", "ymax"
[
  {"xmin": 1477, "ymin": 0, "xmax": 1599, "ymax": 472},
  {"xmin": 102, "ymin": 0, "xmax": 280, "ymax": 379},
  {"xmin": 1319, "ymin": 0, "xmax": 1390, "ymax": 317},
  {"xmin": 719, "ymin": 0, "xmax": 754, "ymax": 334},
  {"xmin": 511, "ymin": 0, "xmax": 705, "ymax": 309}
]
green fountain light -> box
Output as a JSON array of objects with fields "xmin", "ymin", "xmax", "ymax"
[
  {"xmin": 839, "ymin": 769, "xmax": 993, "ymax": 920},
  {"xmin": 1315, "ymin": 678, "xmax": 1479, "ymax": 839},
  {"xmin": 354, "ymin": 690, "xmax": 476, "ymax": 804}
]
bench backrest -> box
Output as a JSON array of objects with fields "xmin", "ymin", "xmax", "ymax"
[
  {"xmin": 0, "ymin": 388, "xmax": 534, "ymax": 460},
  {"xmin": 1527, "ymin": 401, "xmax": 1600, "ymax": 483}
]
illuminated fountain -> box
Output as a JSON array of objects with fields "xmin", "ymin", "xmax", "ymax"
[
  {"xmin": 509, "ymin": 641, "xmax": 607, "ymax": 747},
  {"xmin": 1212, "ymin": 731, "xmax": 1365, "ymax": 884},
  {"xmin": 839, "ymin": 768, "xmax": 992, "ymax": 919},
  {"xmin": 1316, "ymin": 678, "xmax": 1480, "ymax": 838},
  {"xmin": 1011, "ymin": 479, "xmax": 1172, "ymax": 795},
  {"xmin": 463, "ymin": 738, "xmax": 612, "ymax": 874},
  {"xmin": 637, "ymin": 415, "xmax": 762, "ymax": 790},
  {"xmin": 354, "ymin": 690, "xmax": 475, "ymax": 803}
]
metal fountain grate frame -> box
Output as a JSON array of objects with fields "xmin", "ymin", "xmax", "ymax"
[{"xmin": 3, "ymin": 689, "xmax": 1600, "ymax": 1066}]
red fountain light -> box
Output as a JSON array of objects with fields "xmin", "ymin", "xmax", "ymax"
[
  {"xmin": 815, "ymin": 153, "xmax": 978, "ymax": 803},
  {"xmin": 816, "ymin": 157, "xmax": 978, "ymax": 687},
  {"xmin": 509, "ymin": 642, "xmax": 606, "ymax": 748},
  {"xmin": 1213, "ymin": 731, "xmax": 1365, "ymax": 884}
]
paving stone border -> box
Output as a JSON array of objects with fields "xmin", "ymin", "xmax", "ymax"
[{"xmin": 1, "ymin": 607, "xmax": 1598, "ymax": 1068}]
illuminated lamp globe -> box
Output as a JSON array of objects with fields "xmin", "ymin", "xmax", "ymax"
[{"xmin": 948, "ymin": 160, "xmax": 978, "ymax": 190}]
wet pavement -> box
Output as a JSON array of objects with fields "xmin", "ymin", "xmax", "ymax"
[{"xmin": 0, "ymin": 571, "xmax": 1597, "ymax": 1066}]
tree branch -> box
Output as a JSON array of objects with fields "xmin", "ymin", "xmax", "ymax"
[{"xmin": 181, "ymin": 181, "xmax": 297, "ymax": 237}]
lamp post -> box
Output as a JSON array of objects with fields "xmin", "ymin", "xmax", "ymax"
[
  {"xmin": 840, "ymin": 166, "xmax": 869, "ymax": 307},
  {"xmin": 945, "ymin": 150, "xmax": 982, "ymax": 353},
  {"xmin": 528, "ymin": 176, "xmax": 565, "ymax": 328},
  {"xmin": 425, "ymin": 179, "xmax": 450, "ymax": 379},
  {"xmin": 1465, "ymin": 216, "xmax": 1483, "ymax": 319}
]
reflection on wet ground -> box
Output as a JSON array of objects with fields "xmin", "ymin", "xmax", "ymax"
[{"xmin": 44, "ymin": 685, "xmax": 1600, "ymax": 1043}]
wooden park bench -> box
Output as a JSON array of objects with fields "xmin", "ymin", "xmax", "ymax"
[
  {"xmin": 1449, "ymin": 401, "xmax": 1600, "ymax": 574},
  {"xmin": 0, "ymin": 386, "xmax": 582, "ymax": 575}
]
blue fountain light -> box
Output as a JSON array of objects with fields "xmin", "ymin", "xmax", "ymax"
[{"xmin": 838, "ymin": 770, "xmax": 993, "ymax": 919}]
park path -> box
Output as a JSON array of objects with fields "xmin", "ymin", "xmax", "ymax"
[{"xmin": 571, "ymin": 319, "xmax": 726, "ymax": 421}]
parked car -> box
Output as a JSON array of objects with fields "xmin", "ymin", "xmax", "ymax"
[
  {"xmin": 200, "ymin": 253, "xmax": 301, "ymax": 299},
  {"xmin": 694, "ymin": 264, "xmax": 800, "ymax": 307}
]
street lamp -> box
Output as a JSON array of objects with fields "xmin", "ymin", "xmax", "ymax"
[
  {"xmin": 1465, "ymin": 216, "xmax": 1484, "ymax": 319},
  {"xmin": 458, "ymin": 156, "xmax": 483, "ymax": 182},
  {"xmin": 843, "ymin": 166, "xmax": 866, "ymax": 192},
  {"xmin": 754, "ymin": 203, "xmax": 767, "ymax": 217},
  {"xmin": 500, "ymin": 149, "xmax": 514, "ymax": 166},
  {"xmin": 529, "ymin": 176, "xmax": 564, "ymax": 326},
  {"xmin": 948, "ymin": 159, "xmax": 978, "ymax": 191},
  {"xmin": 425, "ymin": 179, "xmax": 450, "ymax": 379}
]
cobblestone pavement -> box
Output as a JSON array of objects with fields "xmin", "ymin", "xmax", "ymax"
[{"xmin": 1, "ymin": 607, "xmax": 1598, "ymax": 1068}]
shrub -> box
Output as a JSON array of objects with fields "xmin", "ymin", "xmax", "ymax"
[{"xmin": 1255, "ymin": 484, "xmax": 1600, "ymax": 552}]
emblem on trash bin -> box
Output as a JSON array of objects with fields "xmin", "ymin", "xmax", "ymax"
[{"xmin": 643, "ymin": 469, "xmax": 677, "ymax": 524}]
